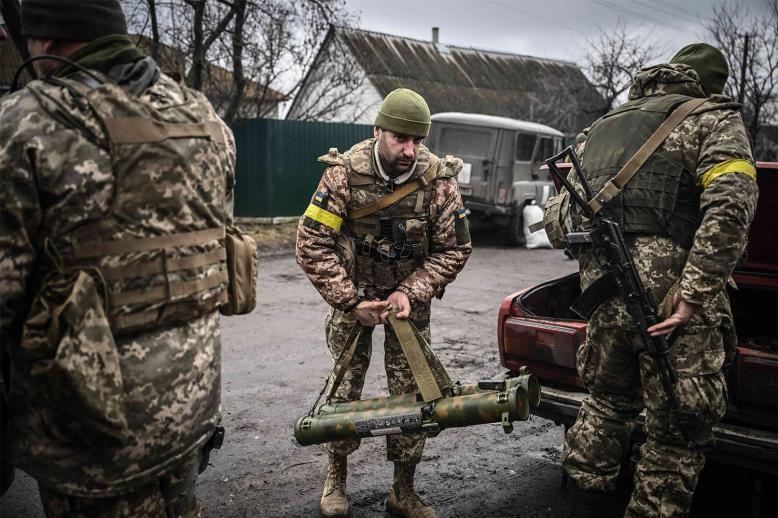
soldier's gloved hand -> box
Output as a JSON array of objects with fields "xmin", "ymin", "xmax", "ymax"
[
  {"xmin": 385, "ymin": 291, "xmax": 411, "ymax": 321},
  {"xmin": 647, "ymin": 293, "xmax": 697, "ymax": 336},
  {"xmin": 351, "ymin": 300, "xmax": 391, "ymax": 326}
]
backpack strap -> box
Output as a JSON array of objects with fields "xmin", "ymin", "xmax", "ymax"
[{"xmin": 588, "ymin": 97, "xmax": 708, "ymax": 214}]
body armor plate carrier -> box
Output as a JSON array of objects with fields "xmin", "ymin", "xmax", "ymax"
[
  {"xmin": 346, "ymin": 141, "xmax": 435, "ymax": 292},
  {"xmin": 35, "ymin": 73, "xmax": 231, "ymax": 335},
  {"xmin": 582, "ymin": 93, "xmax": 703, "ymax": 249}
]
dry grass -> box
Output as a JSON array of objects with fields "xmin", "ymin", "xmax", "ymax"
[{"xmin": 240, "ymin": 220, "xmax": 297, "ymax": 253}]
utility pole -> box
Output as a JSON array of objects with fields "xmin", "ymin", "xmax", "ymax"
[{"xmin": 738, "ymin": 32, "xmax": 750, "ymax": 105}]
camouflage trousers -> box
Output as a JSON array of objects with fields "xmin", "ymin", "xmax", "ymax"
[
  {"xmin": 562, "ymin": 323, "xmax": 728, "ymax": 518},
  {"xmin": 38, "ymin": 452, "xmax": 201, "ymax": 518},
  {"xmin": 324, "ymin": 303, "xmax": 432, "ymax": 464}
]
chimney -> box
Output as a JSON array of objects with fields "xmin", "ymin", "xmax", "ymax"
[{"xmin": 432, "ymin": 27, "xmax": 439, "ymax": 44}]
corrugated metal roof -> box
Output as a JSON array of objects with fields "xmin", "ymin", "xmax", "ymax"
[{"xmin": 336, "ymin": 27, "xmax": 605, "ymax": 135}]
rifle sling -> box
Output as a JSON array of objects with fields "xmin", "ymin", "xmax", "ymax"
[
  {"xmin": 588, "ymin": 98, "xmax": 708, "ymax": 214},
  {"xmin": 347, "ymin": 158, "xmax": 439, "ymax": 220},
  {"xmin": 570, "ymin": 270, "xmax": 618, "ymax": 320}
]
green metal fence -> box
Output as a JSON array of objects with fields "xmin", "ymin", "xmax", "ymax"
[{"xmin": 232, "ymin": 119, "xmax": 373, "ymax": 217}]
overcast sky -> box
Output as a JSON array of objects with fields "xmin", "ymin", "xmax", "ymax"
[{"xmin": 341, "ymin": 0, "xmax": 767, "ymax": 65}]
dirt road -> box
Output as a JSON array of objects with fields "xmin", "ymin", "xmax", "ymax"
[
  {"xmin": 2, "ymin": 234, "xmax": 578, "ymax": 517},
  {"xmin": 197, "ymin": 234, "xmax": 577, "ymax": 518}
]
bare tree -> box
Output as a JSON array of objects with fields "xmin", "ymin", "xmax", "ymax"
[
  {"xmin": 123, "ymin": 0, "xmax": 357, "ymax": 124},
  {"xmin": 582, "ymin": 20, "xmax": 661, "ymax": 112},
  {"xmin": 704, "ymin": 1, "xmax": 778, "ymax": 160},
  {"xmin": 284, "ymin": 27, "xmax": 375, "ymax": 123}
]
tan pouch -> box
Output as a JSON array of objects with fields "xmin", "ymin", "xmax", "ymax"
[
  {"xmin": 22, "ymin": 270, "xmax": 128, "ymax": 446},
  {"xmin": 220, "ymin": 225, "xmax": 258, "ymax": 316},
  {"xmin": 541, "ymin": 191, "xmax": 572, "ymax": 249}
]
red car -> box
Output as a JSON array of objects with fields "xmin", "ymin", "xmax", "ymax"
[{"xmin": 497, "ymin": 162, "xmax": 777, "ymax": 515}]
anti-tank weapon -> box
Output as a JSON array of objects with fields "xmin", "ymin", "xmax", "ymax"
[
  {"xmin": 544, "ymin": 146, "xmax": 704, "ymax": 440},
  {"xmin": 294, "ymin": 315, "xmax": 540, "ymax": 447}
]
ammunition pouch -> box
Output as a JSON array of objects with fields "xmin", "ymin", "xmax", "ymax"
[
  {"xmin": 220, "ymin": 226, "xmax": 258, "ymax": 316},
  {"xmin": 541, "ymin": 190, "xmax": 573, "ymax": 249},
  {"xmin": 353, "ymin": 235, "xmax": 423, "ymax": 291}
]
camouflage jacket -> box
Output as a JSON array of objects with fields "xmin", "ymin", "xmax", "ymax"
[
  {"xmin": 296, "ymin": 139, "xmax": 472, "ymax": 311},
  {"xmin": 569, "ymin": 64, "xmax": 758, "ymax": 336},
  {"xmin": 0, "ymin": 68, "xmax": 235, "ymax": 496}
]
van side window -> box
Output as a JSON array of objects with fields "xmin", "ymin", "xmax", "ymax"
[
  {"xmin": 439, "ymin": 127, "xmax": 495, "ymax": 157},
  {"xmin": 539, "ymin": 137, "xmax": 555, "ymax": 161},
  {"xmin": 516, "ymin": 133, "xmax": 536, "ymax": 162}
]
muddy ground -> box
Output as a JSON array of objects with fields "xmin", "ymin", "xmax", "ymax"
[{"xmin": 2, "ymin": 229, "xmax": 773, "ymax": 517}]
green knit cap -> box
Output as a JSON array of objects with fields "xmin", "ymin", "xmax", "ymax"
[
  {"xmin": 670, "ymin": 43, "xmax": 729, "ymax": 95},
  {"xmin": 374, "ymin": 88, "xmax": 431, "ymax": 137}
]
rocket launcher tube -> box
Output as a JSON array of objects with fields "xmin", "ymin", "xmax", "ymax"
[{"xmin": 294, "ymin": 380, "xmax": 533, "ymax": 447}]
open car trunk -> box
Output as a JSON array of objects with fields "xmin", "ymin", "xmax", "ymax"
[{"xmin": 507, "ymin": 272, "xmax": 778, "ymax": 428}]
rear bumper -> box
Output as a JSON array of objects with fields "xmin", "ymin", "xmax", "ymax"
[{"xmin": 536, "ymin": 385, "xmax": 778, "ymax": 475}]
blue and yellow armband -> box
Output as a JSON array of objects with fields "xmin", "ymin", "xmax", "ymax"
[{"xmin": 303, "ymin": 191, "xmax": 343, "ymax": 231}]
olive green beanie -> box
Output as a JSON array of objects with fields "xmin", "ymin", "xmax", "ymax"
[
  {"xmin": 670, "ymin": 43, "xmax": 729, "ymax": 95},
  {"xmin": 374, "ymin": 88, "xmax": 431, "ymax": 137}
]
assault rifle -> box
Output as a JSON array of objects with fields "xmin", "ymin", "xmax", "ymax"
[{"xmin": 545, "ymin": 146, "xmax": 703, "ymax": 440}]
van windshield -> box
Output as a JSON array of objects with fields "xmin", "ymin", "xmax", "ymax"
[{"xmin": 438, "ymin": 126, "xmax": 495, "ymax": 157}]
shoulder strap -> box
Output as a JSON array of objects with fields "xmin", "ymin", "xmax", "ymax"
[
  {"xmin": 588, "ymin": 97, "xmax": 708, "ymax": 214},
  {"xmin": 347, "ymin": 157, "xmax": 440, "ymax": 220}
]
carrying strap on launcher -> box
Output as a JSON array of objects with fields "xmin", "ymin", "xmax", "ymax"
[
  {"xmin": 588, "ymin": 97, "xmax": 708, "ymax": 214},
  {"xmin": 347, "ymin": 157, "xmax": 440, "ymax": 220},
  {"xmin": 307, "ymin": 324, "xmax": 364, "ymax": 415},
  {"xmin": 388, "ymin": 313, "xmax": 448, "ymax": 402},
  {"xmin": 312, "ymin": 311, "xmax": 451, "ymax": 415}
]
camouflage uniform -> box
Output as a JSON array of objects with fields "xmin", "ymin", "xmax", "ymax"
[
  {"xmin": 0, "ymin": 41, "xmax": 234, "ymax": 514},
  {"xmin": 558, "ymin": 64, "xmax": 759, "ymax": 517},
  {"xmin": 296, "ymin": 138, "xmax": 471, "ymax": 463}
]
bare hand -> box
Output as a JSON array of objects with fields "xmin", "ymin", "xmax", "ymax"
[
  {"xmin": 351, "ymin": 300, "xmax": 391, "ymax": 326},
  {"xmin": 384, "ymin": 291, "xmax": 411, "ymax": 321},
  {"xmin": 647, "ymin": 293, "xmax": 697, "ymax": 336}
]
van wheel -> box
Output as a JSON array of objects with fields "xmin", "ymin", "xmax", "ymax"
[{"xmin": 503, "ymin": 212, "xmax": 525, "ymax": 247}]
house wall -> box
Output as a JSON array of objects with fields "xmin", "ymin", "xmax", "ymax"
[{"xmin": 286, "ymin": 33, "xmax": 383, "ymax": 124}]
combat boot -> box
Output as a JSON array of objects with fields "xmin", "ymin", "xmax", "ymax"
[
  {"xmin": 385, "ymin": 462, "xmax": 439, "ymax": 518},
  {"xmin": 320, "ymin": 453, "xmax": 349, "ymax": 517}
]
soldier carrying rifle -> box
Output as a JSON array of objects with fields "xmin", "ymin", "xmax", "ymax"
[{"xmin": 541, "ymin": 43, "xmax": 759, "ymax": 518}]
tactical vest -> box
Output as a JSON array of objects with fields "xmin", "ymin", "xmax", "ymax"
[
  {"xmin": 321, "ymin": 139, "xmax": 452, "ymax": 293},
  {"xmin": 582, "ymin": 94, "xmax": 703, "ymax": 249},
  {"xmin": 32, "ymin": 73, "xmax": 230, "ymax": 335}
]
